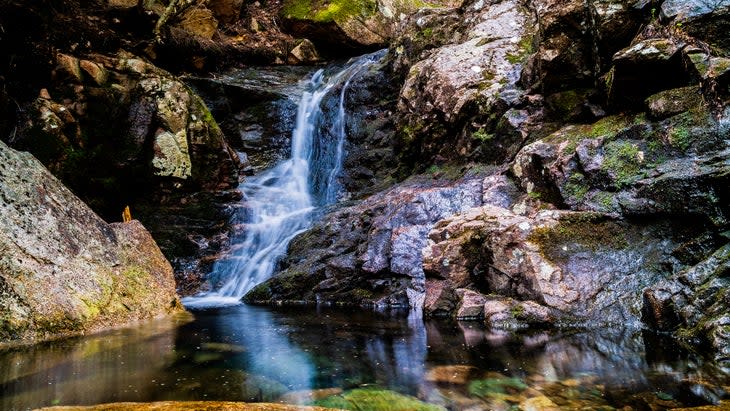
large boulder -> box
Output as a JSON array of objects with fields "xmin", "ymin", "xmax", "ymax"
[
  {"xmin": 0, "ymin": 140, "xmax": 180, "ymax": 342},
  {"xmin": 11, "ymin": 52, "xmax": 242, "ymax": 296}
]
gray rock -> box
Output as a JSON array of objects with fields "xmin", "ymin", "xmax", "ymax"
[{"xmin": 0, "ymin": 140, "xmax": 180, "ymax": 342}]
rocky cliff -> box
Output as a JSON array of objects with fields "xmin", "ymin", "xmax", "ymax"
[{"xmin": 246, "ymin": 0, "xmax": 730, "ymax": 361}]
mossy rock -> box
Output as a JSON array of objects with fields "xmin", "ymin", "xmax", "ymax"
[
  {"xmin": 313, "ymin": 388, "xmax": 446, "ymax": 411},
  {"xmin": 281, "ymin": 0, "xmax": 377, "ymax": 23},
  {"xmin": 468, "ymin": 377, "xmax": 528, "ymax": 399}
]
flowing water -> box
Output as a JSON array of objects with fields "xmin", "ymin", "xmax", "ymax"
[{"xmin": 183, "ymin": 50, "xmax": 386, "ymax": 308}]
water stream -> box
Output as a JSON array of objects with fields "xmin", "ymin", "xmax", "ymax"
[{"xmin": 183, "ymin": 51, "xmax": 386, "ymax": 308}]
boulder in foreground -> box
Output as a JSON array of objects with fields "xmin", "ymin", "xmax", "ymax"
[{"xmin": 0, "ymin": 140, "xmax": 181, "ymax": 342}]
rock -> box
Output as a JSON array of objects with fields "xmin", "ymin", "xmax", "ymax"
[
  {"xmin": 37, "ymin": 402, "xmax": 335, "ymax": 410},
  {"xmin": 645, "ymin": 85, "xmax": 704, "ymax": 119},
  {"xmin": 176, "ymin": 7, "xmax": 219, "ymax": 40},
  {"xmin": 425, "ymin": 365, "xmax": 477, "ymax": 385},
  {"xmin": 661, "ymin": 0, "xmax": 730, "ymax": 53},
  {"xmin": 455, "ymin": 289, "xmax": 488, "ymax": 319},
  {"xmin": 313, "ymin": 387, "xmax": 446, "ymax": 411},
  {"xmin": 511, "ymin": 110, "xmax": 729, "ymax": 220},
  {"xmin": 79, "ymin": 60, "xmax": 109, "ymax": 86},
  {"xmin": 525, "ymin": 0, "xmax": 595, "ymax": 94},
  {"xmin": 643, "ymin": 243, "xmax": 730, "ymax": 362},
  {"xmin": 279, "ymin": 0, "xmax": 458, "ymax": 49},
  {"xmin": 287, "ymin": 39, "xmax": 320, "ymax": 64},
  {"xmin": 207, "ymin": 0, "xmax": 244, "ymax": 24},
  {"xmin": 423, "ymin": 205, "xmax": 713, "ymax": 326},
  {"xmin": 396, "ymin": 0, "xmax": 535, "ymax": 165},
  {"xmin": 0, "ymin": 140, "xmax": 180, "ymax": 342},
  {"xmin": 106, "ymin": 0, "xmax": 138, "ymax": 8},
  {"xmin": 607, "ymin": 37, "xmax": 691, "ymax": 108},
  {"xmin": 519, "ymin": 395, "xmax": 560, "ymax": 411},
  {"xmin": 11, "ymin": 52, "xmax": 241, "ymax": 296},
  {"xmin": 244, "ymin": 173, "xmax": 484, "ymax": 309}
]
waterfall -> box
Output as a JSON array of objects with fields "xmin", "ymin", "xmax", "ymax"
[{"xmin": 183, "ymin": 51, "xmax": 385, "ymax": 308}]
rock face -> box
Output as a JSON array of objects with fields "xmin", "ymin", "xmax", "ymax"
[
  {"xmin": 423, "ymin": 206, "xmax": 708, "ymax": 327},
  {"xmin": 279, "ymin": 0, "xmax": 461, "ymax": 50},
  {"xmin": 394, "ymin": 0, "xmax": 537, "ymax": 167},
  {"xmin": 245, "ymin": 172, "xmax": 486, "ymax": 308},
  {"xmin": 0, "ymin": 140, "xmax": 180, "ymax": 342}
]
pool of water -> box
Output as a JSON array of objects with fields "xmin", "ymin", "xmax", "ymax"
[{"xmin": 1, "ymin": 305, "xmax": 728, "ymax": 410}]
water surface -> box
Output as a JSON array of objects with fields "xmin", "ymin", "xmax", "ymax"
[{"xmin": 1, "ymin": 305, "xmax": 728, "ymax": 410}]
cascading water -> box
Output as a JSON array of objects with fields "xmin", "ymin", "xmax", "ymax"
[{"xmin": 183, "ymin": 51, "xmax": 385, "ymax": 308}]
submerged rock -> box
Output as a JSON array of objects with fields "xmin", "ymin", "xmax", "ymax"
[
  {"xmin": 0, "ymin": 140, "xmax": 180, "ymax": 342},
  {"xmin": 38, "ymin": 402, "xmax": 334, "ymax": 410}
]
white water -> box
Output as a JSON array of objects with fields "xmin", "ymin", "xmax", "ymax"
[{"xmin": 183, "ymin": 51, "xmax": 384, "ymax": 309}]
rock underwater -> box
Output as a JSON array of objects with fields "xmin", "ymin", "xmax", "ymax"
[{"xmin": 0, "ymin": 140, "xmax": 181, "ymax": 342}]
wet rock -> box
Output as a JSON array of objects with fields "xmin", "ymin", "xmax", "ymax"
[
  {"xmin": 245, "ymin": 173, "xmax": 484, "ymax": 309},
  {"xmin": 645, "ymin": 85, "xmax": 704, "ymax": 119},
  {"xmin": 396, "ymin": 0, "xmax": 535, "ymax": 165},
  {"xmin": 661, "ymin": 0, "xmax": 730, "ymax": 53},
  {"xmin": 288, "ymin": 39, "xmax": 321, "ymax": 64},
  {"xmin": 519, "ymin": 395, "xmax": 560, "ymax": 411},
  {"xmin": 0, "ymin": 140, "xmax": 180, "ymax": 342},
  {"xmin": 423, "ymin": 205, "xmax": 708, "ymax": 325},
  {"xmin": 643, "ymin": 243, "xmax": 730, "ymax": 362},
  {"xmin": 455, "ymin": 289, "xmax": 488, "ymax": 320},
  {"xmin": 425, "ymin": 365, "xmax": 477, "ymax": 385},
  {"xmin": 279, "ymin": 0, "xmax": 459, "ymax": 50},
  {"xmin": 608, "ymin": 37, "xmax": 691, "ymax": 108}
]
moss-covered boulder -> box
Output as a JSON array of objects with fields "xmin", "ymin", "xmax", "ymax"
[
  {"xmin": 313, "ymin": 387, "xmax": 445, "ymax": 411},
  {"xmin": 279, "ymin": 0, "xmax": 460, "ymax": 50},
  {"xmin": 0, "ymin": 140, "xmax": 181, "ymax": 343}
]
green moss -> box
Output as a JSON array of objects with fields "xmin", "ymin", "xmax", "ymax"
[
  {"xmin": 594, "ymin": 191, "xmax": 614, "ymax": 210},
  {"xmin": 313, "ymin": 388, "xmax": 445, "ymax": 411},
  {"xmin": 528, "ymin": 214, "xmax": 629, "ymax": 263},
  {"xmin": 668, "ymin": 126, "xmax": 691, "ymax": 151},
  {"xmin": 472, "ymin": 128, "xmax": 494, "ymax": 142},
  {"xmin": 468, "ymin": 377, "xmax": 528, "ymax": 399},
  {"xmin": 244, "ymin": 282, "xmax": 273, "ymax": 302},
  {"xmin": 601, "ymin": 141, "xmax": 642, "ymax": 188},
  {"xmin": 282, "ymin": 0, "xmax": 376, "ymax": 23},
  {"xmin": 505, "ymin": 34, "xmax": 534, "ymax": 64},
  {"xmin": 528, "ymin": 191, "xmax": 541, "ymax": 200},
  {"xmin": 563, "ymin": 173, "xmax": 589, "ymax": 202}
]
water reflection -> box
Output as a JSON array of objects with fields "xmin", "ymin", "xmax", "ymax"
[{"xmin": 0, "ymin": 305, "xmax": 728, "ymax": 410}]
